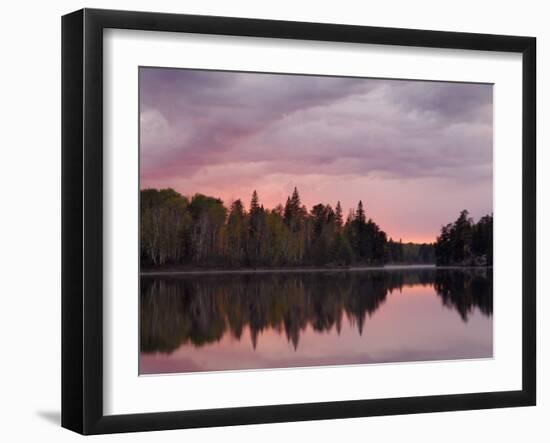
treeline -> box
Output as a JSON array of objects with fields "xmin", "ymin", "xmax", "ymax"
[
  {"xmin": 387, "ymin": 240, "xmax": 435, "ymax": 264},
  {"xmin": 434, "ymin": 210, "xmax": 493, "ymax": 266},
  {"xmin": 140, "ymin": 187, "xmax": 433, "ymax": 268}
]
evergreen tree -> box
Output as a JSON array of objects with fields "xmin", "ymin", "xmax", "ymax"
[
  {"xmin": 356, "ymin": 200, "xmax": 366, "ymax": 223},
  {"xmin": 335, "ymin": 201, "xmax": 343, "ymax": 229},
  {"xmin": 250, "ymin": 190, "xmax": 260, "ymax": 214},
  {"xmin": 284, "ymin": 187, "xmax": 305, "ymax": 231},
  {"xmin": 248, "ymin": 191, "xmax": 266, "ymax": 265},
  {"xmin": 226, "ymin": 199, "xmax": 247, "ymax": 264},
  {"xmin": 349, "ymin": 200, "xmax": 368, "ymax": 261},
  {"xmin": 435, "ymin": 211, "xmax": 492, "ymax": 266}
]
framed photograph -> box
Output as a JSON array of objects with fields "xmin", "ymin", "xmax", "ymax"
[{"xmin": 61, "ymin": 8, "xmax": 536, "ymax": 435}]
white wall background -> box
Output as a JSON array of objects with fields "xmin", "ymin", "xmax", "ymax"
[{"xmin": 0, "ymin": 1, "xmax": 545, "ymax": 441}]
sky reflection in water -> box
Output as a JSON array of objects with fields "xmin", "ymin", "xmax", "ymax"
[{"xmin": 140, "ymin": 268, "xmax": 492, "ymax": 374}]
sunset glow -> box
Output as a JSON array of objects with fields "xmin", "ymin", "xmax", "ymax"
[{"xmin": 139, "ymin": 68, "xmax": 493, "ymax": 243}]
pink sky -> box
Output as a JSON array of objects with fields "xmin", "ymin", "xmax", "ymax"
[{"xmin": 139, "ymin": 68, "xmax": 493, "ymax": 243}]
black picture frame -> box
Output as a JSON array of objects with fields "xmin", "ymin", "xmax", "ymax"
[{"xmin": 61, "ymin": 8, "xmax": 536, "ymax": 435}]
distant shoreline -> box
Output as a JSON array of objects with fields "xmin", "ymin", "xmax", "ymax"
[{"xmin": 140, "ymin": 264, "xmax": 492, "ymax": 276}]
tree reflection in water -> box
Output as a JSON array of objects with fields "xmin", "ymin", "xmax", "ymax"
[{"xmin": 140, "ymin": 268, "xmax": 492, "ymax": 355}]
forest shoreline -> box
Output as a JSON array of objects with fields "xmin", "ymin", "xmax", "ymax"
[
  {"xmin": 140, "ymin": 264, "xmax": 492, "ymax": 276},
  {"xmin": 140, "ymin": 189, "xmax": 492, "ymax": 270}
]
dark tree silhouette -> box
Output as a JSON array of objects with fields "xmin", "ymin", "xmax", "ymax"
[
  {"xmin": 435, "ymin": 210, "xmax": 493, "ymax": 266},
  {"xmin": 140, "ymin": 187, "xmax": 476, "ymax": 269}
]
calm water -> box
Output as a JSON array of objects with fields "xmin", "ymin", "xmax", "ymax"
[{"xmin": 139, "ymin": 267, "xmax": 492, "ymax": 374}]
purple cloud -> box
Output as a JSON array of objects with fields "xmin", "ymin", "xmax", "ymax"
[{"xmin": 139, "ymin": 67, "xmax": 493, "ymax": 242}]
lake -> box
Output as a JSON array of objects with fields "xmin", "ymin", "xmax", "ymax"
[{"xmin": 139, "ymin": 267, "xmax": 492, "ymax": 374}]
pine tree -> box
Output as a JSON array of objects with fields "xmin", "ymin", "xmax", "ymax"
[
  {"xmin": 283, "ymin": 187, "xmax": 304, "ymax": 232},
  {"xmin": 247, "ymin": 191, "xmax": 269, "ymax": 265},
  {"xmin": 356, "ymin": 200, "xmax": 366, "ymax": 223},
  {"xmin": 335, "ymin": 201, "xmax": 343, "ymax": 228},
  {"xmin": 250, "ymin": 190, "xmax": 260, "ymax": 214},
  {"xmin": 349, "ymin": 201, "xmax": 369, "ymax": 261},
  {"xmin": 291, "ymin": 187, "xmax": 301, "ymax": 208},
  {"xmin": 227, "ymin": 199, "xmax": 246, "ymax": 264},
  {"xmin": 283, "ymin": 196, "xmax": 292, "ymax": 225}
]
